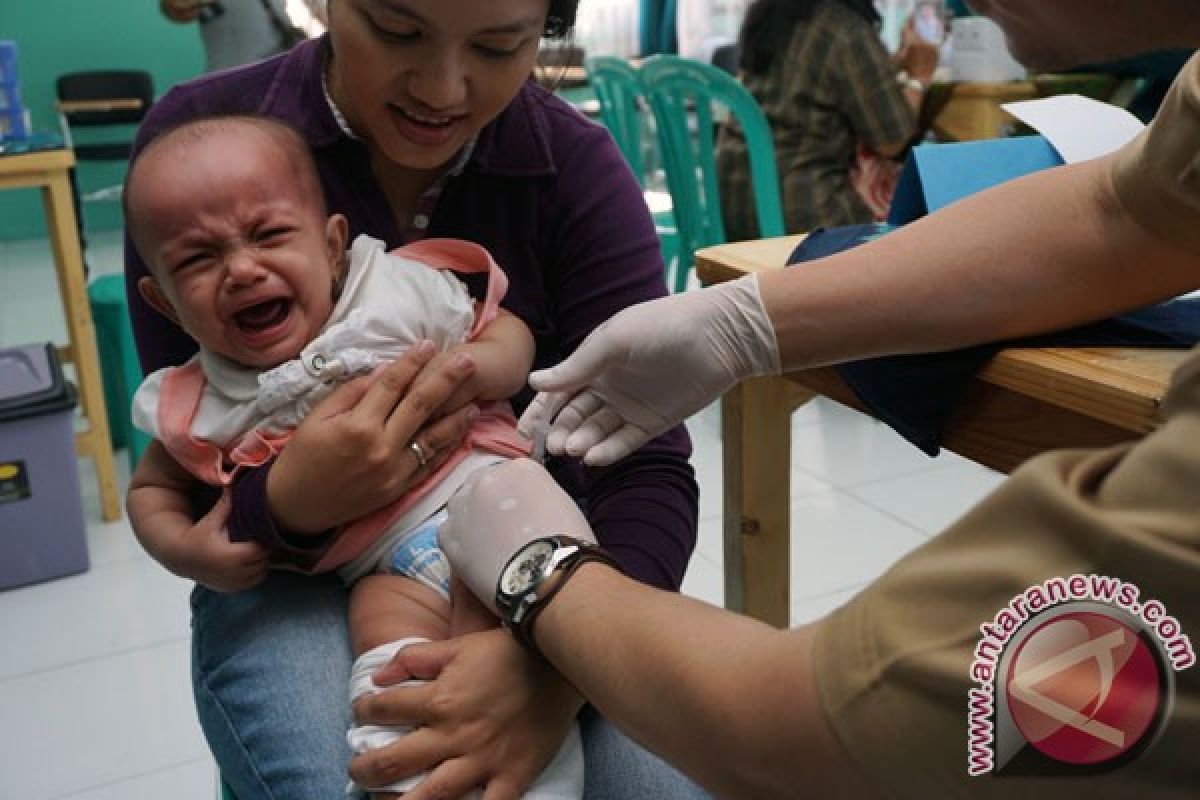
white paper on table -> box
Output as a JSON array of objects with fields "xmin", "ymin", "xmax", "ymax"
[{"xmin": 1001, "ymin": 94, "xmax": 1145, "ymax": 164}]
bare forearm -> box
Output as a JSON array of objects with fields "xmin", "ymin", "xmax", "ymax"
[
  {"xmin": 127, "ymin": 442, "xmax": 198, "ymax": 566},
  {"xmin": 760, "ymin": 155, "xmax": 1200, "ymax": 370},
  {"xmin": 456, "ymin": 310, "xmax": 535, "ymax": 404},
  {"xmin": 537, "ymin": 565, "xmax": 874, "ymax": 798}
]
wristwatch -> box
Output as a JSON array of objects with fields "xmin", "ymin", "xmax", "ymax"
[{"xmin": 496, "ymin": 535, "xmax": 618, "ymax": 653}]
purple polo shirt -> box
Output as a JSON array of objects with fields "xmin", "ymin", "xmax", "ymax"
[{"xmin": 124, "ymin": 36, "xmax": 698, "ymax": 590}]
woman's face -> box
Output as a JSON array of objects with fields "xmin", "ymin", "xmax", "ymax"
[{"xmin": 328, "ymin": 0, "xmax": 550, "ymax": 171}]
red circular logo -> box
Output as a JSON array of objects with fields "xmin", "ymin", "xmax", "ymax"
[{"xmin": 1005, "ymin": 611, "xmax": 1162, "ymax": 765}]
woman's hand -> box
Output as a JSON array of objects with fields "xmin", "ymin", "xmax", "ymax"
[
  {"xmin": 349, "ymin": 628, "xmax": 583, "ymax": 800},
  {"xmin": 159, "ymin": 0, "xmax": 205, "ymax": 24},
  {"xmin": 267, "ymin": 341, "xmax": 479, "ymax": 534},
  {"xmin": 896, "ymin": 21, "xmax": 940, "ymax": 87},
  {"xmin": 518, "ymin": 274, "xmax": 780, "ymax": 466}
]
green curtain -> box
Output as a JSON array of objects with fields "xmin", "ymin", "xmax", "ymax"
[{"xmin": 639, "ymin": 0, "xmax": 677, "ymax": 55}]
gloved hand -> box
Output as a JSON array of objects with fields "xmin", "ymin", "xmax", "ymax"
[
  {"xmin": 440, "ymin": 458, "xmax": 598, "ymax": 615},
  {"xmin": 519, "ymin": 274, "xmax": 780, "ymax": 466}
]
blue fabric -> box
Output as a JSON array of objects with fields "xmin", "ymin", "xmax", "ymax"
[
  {"xmin": 193, "ymin": 572, "xmax": 710, "ymax": 800},
  {"xmin": 789, "ymin": 225, "xmax": 1200, "ymax": 456}
]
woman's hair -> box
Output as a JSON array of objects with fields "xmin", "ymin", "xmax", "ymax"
[
  {"xmin": 545, "ymin": 0, "xmax": 580, "ymax": 38},
  {"xmin": 738, "ymin": 0, "xmax": 881, "ymax": 75}
]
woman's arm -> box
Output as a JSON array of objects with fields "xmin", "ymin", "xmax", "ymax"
[
  {"xmin": 521, "ymin": 151, "xmax": 1200, "ymax": 467},
  {"xmin": 425, "ymin": 458, "xmax": 876, "ymax": 800},
  {"xmin": 127, "ymin": 440, "xmax": 269, "ymax": 591},
  {"xmin": 761, "ymin": 153, "xmax": 1200, "ymax": 369},
  {"xmin": 537, "ymin": 567, "xmax": 874, "ymax": 799}
]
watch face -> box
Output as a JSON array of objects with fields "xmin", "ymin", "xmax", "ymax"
[{"xmin": 500, "ymin": 539, "xmax": 556, "ymax": 597}]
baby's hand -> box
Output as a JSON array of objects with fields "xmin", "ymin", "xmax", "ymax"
[{"xmin": 170, "ymin": 494, "xmax": 270, "ymax": 592}]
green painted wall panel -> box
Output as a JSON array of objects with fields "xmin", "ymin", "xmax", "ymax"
[{"xmin": 1, "ymin": 1, "xmax": 205, "ymax": 241}]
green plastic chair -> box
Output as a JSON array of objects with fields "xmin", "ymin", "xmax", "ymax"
[
  {"xmin": 585, "ymin": 55, "xmax": 682, "ymax": 290},
  {"xmin": 638, "ymin": 55, "xmax": 785, "ymax": 290},
  {"xmin": 585, "ymin": 56, "xmax": 647, "ymax": 181}
]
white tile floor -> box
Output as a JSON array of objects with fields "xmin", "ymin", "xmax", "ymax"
[{"xmin": 0, "ymin": 230, "xmax": 1005, "ymax": 798}]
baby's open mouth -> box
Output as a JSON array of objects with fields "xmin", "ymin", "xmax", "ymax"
[{"xmin": 234, "ymin": 298, "xmax": 292, "ymax": 333}]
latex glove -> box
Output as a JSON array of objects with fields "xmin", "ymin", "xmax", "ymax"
[
  {"xmin": 519, "ymin": 274, "xmax": 780, "ymax": 466},
  {"xmin": 440, "ymin": 458, "xmax": 597, "ymax": 616}
]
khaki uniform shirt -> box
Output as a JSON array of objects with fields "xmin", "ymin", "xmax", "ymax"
[{"xmin": 814, "ymin": 53, "xmax": 1200, "ymax": 798}]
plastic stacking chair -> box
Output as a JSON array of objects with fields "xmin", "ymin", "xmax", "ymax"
[
  {"xmin": 585, "ymin": 56, "xmax": 682, "ymax": 289},
  {"xmin": 55, "ymin": 70, "xmax": 153, "ymax": 269},
  {"xmin": 586, "ymin": 56, "xmax": 648, "ymax": 179},
  {"xmin": 638, "ymin": 55, "xmax": 784, "ymax": 291},
  {"xmin": 55, "ymin": 70, "xmax": 153, "ymax": 161}
]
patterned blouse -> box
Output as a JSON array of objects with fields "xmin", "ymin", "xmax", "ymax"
[{"xmin": 717, "ymin": 1, "xmax": 915, "ymax": 240}]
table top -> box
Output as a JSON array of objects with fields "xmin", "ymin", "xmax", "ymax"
[
  {"xmin": 694, "ymin": 235, "xmax": 1187, "ymax": 434},
  {"xmin": 0, "ymin": 146, "xmax": 75, "ymax": 178}
]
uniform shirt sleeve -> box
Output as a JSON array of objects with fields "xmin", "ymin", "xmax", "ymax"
[{"xmin": 1112, "ymin": 52, "xmax": 1200, "ymax": 255}]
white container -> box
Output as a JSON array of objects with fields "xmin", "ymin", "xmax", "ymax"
[{"xmin": 949, "ymin": 16, "xmax": 1026, "ymax": 82}]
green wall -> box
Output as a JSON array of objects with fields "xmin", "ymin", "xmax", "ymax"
[{"xmin": 1, "ymin": 1, "xmax": 205, "ymax": 242}]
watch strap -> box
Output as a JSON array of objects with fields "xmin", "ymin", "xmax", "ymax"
[{"xmin": 511, "ymin": 544, "xmax": 619, "ymax": 655}]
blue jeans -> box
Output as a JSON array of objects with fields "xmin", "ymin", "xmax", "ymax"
[{"xmin": 192, "ymin": 572, "xmax": 711, "ymax": 799}]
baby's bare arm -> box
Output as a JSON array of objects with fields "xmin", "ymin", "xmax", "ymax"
[
  {"xmin": 438, "ymin": 309, "xmax": 535, "ymax": 412},
  {"xmin": 127, "ymin": 440, "xmax": 268, "ymax": 591}
]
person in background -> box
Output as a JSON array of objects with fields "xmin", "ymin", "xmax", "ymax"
[
  {"xmin": 125, "ymin": 1, "xmax": 705, "ymax": 798},
  {"xmin": 717, "ymin": 0, "xmax": 939, "ymax": 238},
  {"xmin": 423, "ymin": 0, "xmax": 1200, "ymax": 797},
  {"xmin": 159, "ymin": 0, "xmax": 323, "ymax": 73}
]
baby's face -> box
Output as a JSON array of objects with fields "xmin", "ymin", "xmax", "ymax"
[{"xmin": 134, "ymin": 129, "xmax": 345, "ymax": 369}]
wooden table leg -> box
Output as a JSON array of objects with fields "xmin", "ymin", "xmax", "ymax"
[
  {"xmin": 41, "ymin": 170, "xmax": 122, "ymax": 521},
  {"xmin": 721, "ymin": 376, "xmax": 811, "ymax": 628}
]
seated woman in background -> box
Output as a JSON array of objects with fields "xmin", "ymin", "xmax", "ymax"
[{"xmin": 717, "ymin": 0, "xmax": 938, "ymax": 239}]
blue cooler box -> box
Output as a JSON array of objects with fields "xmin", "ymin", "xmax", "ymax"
[{"xmin": 0, "ymin": 343, "xmax": 89, "ymax": 589}]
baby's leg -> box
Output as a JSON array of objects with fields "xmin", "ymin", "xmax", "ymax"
[
  {"xmin": 350, "ymin": 573, "xmax": 449, "ymax": 657},
  {"xmin": 346, "ymin": 576, "xmax": 453, "ymax": 797},
  {"xmin": 346, "ymin": 510, "xmax": 584, "ymax": 799}
]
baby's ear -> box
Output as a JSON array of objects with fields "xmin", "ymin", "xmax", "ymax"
[
  {"xmin": 138, "ymin": 276, "xmax": 181, "ymax": 326},
  {"xmin": 326, "ymin": 213, "xmax": 349, "ymax": 276}
]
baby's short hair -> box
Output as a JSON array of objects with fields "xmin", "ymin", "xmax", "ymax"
[{"xmin": 123, "ymin": 113, "xmax": 326, "ymax": 247}]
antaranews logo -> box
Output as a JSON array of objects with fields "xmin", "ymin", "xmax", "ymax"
[{"xmin": 967, "ymin": 575, "xmax": 1194, "ymax": 776}]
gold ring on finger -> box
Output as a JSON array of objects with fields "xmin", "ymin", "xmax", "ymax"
[{"xmin": 409, "ymin": 439, "xmax": 434, "ymax": 468}]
